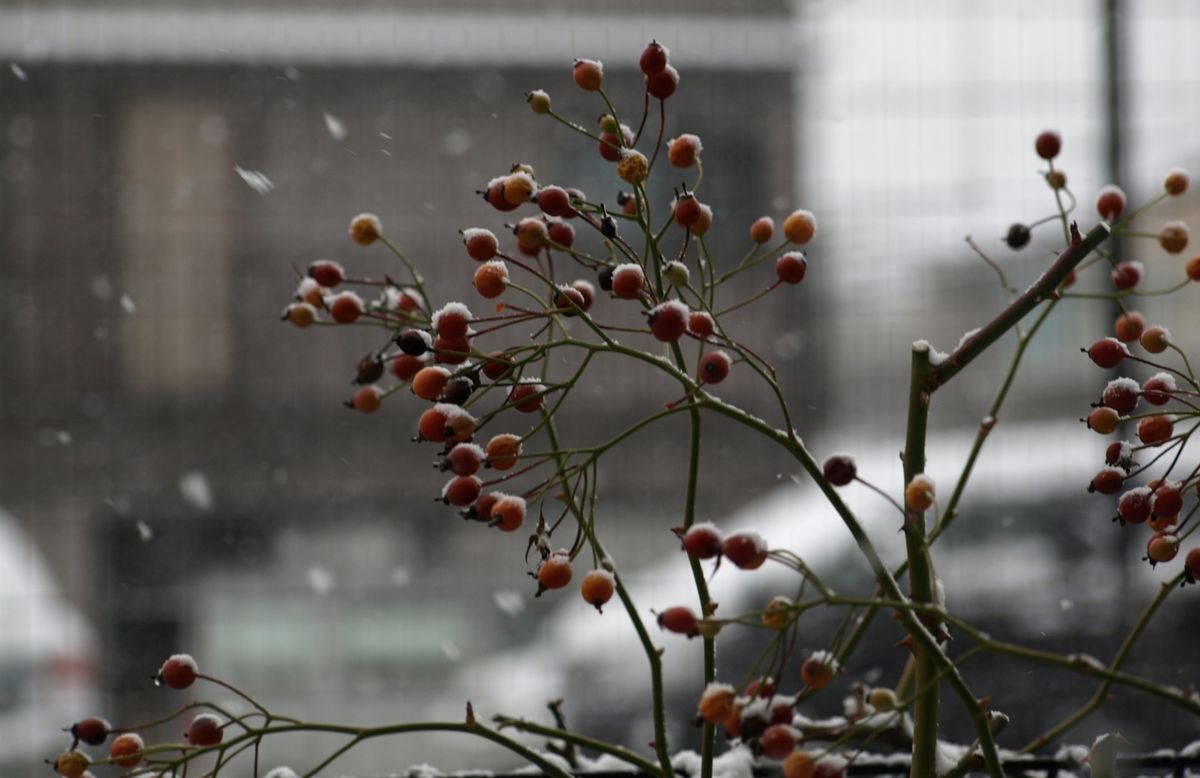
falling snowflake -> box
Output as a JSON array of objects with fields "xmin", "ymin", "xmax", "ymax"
[
  {"xmin": 322, "ymin": 111, "xmax": 347, "ymax": 141},
  {"xmin": 179, "ymin": 471, "xmax": 213, "ymax": 511},
  {"xmin": 119, "ymin": 294, "xmax": 136, "ymax": 314},
  {"xmin": 234, "ymin": 165, "xmax": 274, "ymax": 195},
  {"xmin": 136, "ymin": 521, "xmax": 153, "ymax": 542},
  {"xmin": 492, "ymin": 589, "xmax": 525, "ymax": 617},
  {"xmin": 10, "ymin": 63, "xmax": 27, "ymax": 81},
  {"xmin": 307, "ymin": 566, "xmax": 334, "ymax": 595}
]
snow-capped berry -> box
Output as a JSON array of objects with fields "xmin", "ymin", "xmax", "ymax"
[
  {"xmin": 580, "ymin": 569, "xmax": 615, "ymax": 611},
  {"xmin": 598, "ymin": 125, "xmax": 634, "ymax": 162},
  {"xmin": 823, "ymin": 455, "xmax": 857, "ymax": 487},
  {"xmin": 1090, "ymin": 467, "xmax": 1125, "ymax": 495},
  {"xmin": 412, "ymin": 366, "xmax": 451, "ymax": 401},
  {"xmin": 437, "ymin": 376, "xmax": 473, "ymax": 406},
  {"xmin": 482, "ymin": 352, "xmax": 515, "ymax": 382},
  {"xmin": 750, "ymin": 216, "xmax": 775, "ymax": 244},
  {"xmin": 509, "ymin": 379, "xmax": 546, "ymax": 413},
  {"xmin": 159, "ymin": 654, "xmax": 199, "ymax": 689},
  {"xmin": 692, "ymin": 204, "xmax": 713, "ymax": 236},
  {"xmin": 665, "ymin": 261, "xmax": 690, "ymax": 288},
  {"xmin": 307, "ymin": 260, "xmax": 345, "ymax": 288},
  {"xmin": 1138, "ymin": 415, "xmax": 1174, "ymax": 445},
  {"xmin": 1159, "ymin": 221, "xmax": 1189, "ymax": 254},
  {"xmin": 611, "ymin": 264, "xmax": 646, "ymax": 300},
  {"xmin": 485, "ymin": 434, "xmax": 522, "ymax": 470},
  {"xmin": 905, "ymin": 474, "xmax": 936, "ymax": 511},
  {"xmin": 646, "ymin": 65, "xmax": 679, "ymax": 100},
  {"xmin": 474, "ymin": 260, "xmax": 509, "ymax": 299},
  {"xmin": 668, "ymin": 134, "xmax": 703, "ymax": 168},
  {"xmin": 526, "ymin": 89, "xmax": 551, "ymax": 114},
  {"xmin": 553, "ymin": 285, "xmax": 586, "ymax": 316},
  {"xmin": 783, "ymin": 210, "xmax": 817, "ymax": 244},
  {"xmin": 503, "ymin": 171, "xmax": 536, "ymax": 207},
  {"xmin": 1140, "ymin": 326, "xmax": 1170, "ymax": 354},
  {"xmin": 761, "ymin": 596, "xmax": 792, "ymax": 630},
  {"xmin": 1096, "ymin": 185, "xmax": 1127, "ymax": 221},
  {"xmin": 515, "ymin": 217, "xmax": 548, "ymax": 251},
  {"xmin": 673, "ymin": 194, "xmax": 703, "ymax": 227},
  {"xmin": 296, "ymin": 277, "xmax": 326, "ymax": 307},
  {"xmin": 444, "ymin": 443, "xmax": 485, "ymax": 476},
  {"xmin": 432, "ymin": 303, "xmax": 472, "ymax": 340},
  {"xmin": 1142, "ymin": 373, "xmax": 1177, "ymax": 406},
  {"xmin": 442, "ymin": 475, "xmax": 482, "ymax": 507},
  {"xmin": 1088, "ymin": 407, "xmax": 1120, "ymax": 435},
  {"xmin": 547, "ymin": 220, "xmax": 575, "ymax": 250},
  {"xmin": 1111, "ymin": 261, "xmax": 1142, "ymax": 290},
  {"xmin": 536, "ymin": 551, "xmax": 573, "ymax": 593},
  {"xmin": 867, "ymin": 687, "xmax": 897, "ymax": 711},
  {"xmin": 648, "ymin": 301, "xmax": 689, "ymax": 342},
  {"xmin": 1005, "ymin": 223, "xmax": 1031, "ymax": 249},
  {"xmin": 697, "ymin": 683, "xmax": 736, "ymax": 724},
  {"xmin": 682, "ymin": 523, "xmax": 724, "ymax": 559},
  {"xmin": 72, "ymin": 717, "xmax": 111, "ymax": 746},
  {"xmin": 491, "ymin": 494, "xmax": 526, "ymax": 532},
  {"xmin": 1113, "ymin": 311, "xmax": 1145, "ymax": 343},
  {"xmin": 55, "ymin": 751, "xmax": 90, "ymax": 778},
  {"xmin": 813, "ymin": 757, "xmax": 848, "ymax": 778},
  {"xmin": 537, "ymin": 186, "xmax": 573, "ymax": 218},
  {"xmin": 391, "ymin": 354, "xmax": 425, "ymax": 382},
  {"xmin": 573, "ymin": 58, "xmax": 604, "ymax": 91},
  {"xmin": 110, "ymin": 733, "xmax": 145, "ymax": 769},
  {"xmin": 776, "ymin": 252, "xmax": 808, "ymax": 284},
  {"xmin": 801, "ymin": 652, "xmax": 838, "ymax": 689},
  {"xmin": 327, "ymin": 291, "xmax": 365, "ymax": 324},
  {"xmin": 657, "ymin": 606, "xmax": 699, "ymax": 636},
  {"xmin": 283, "ymin": 302, "xmax": 317, "ymax": 328},
  {"xmin": 722, "ymin": 531, "xmax": 768, "ymax": 570},
  {"xmin": 1035, "ymin": 130, "xmax": 1062, "ymax": 160},
  {"xmin": 782, "ymin": 750, "xmax": 816, "ymax": 778},
  {"xmin": 1101, "ymin": 378, "xmax": 1140, "ymax": 416},
  {"xmin": 699, "ymin": 351, "xmax": 732, "ymax": 384},
  {"xmin": 187, "ymin": 714, "xmax": 224, "ymax": 747},
  {"xmin": 1164, "ymin": 168, "xmax": 1190, "ymax": 196},
  {"xmin": 571, "ymin": 280, "xmax": 596, "ymax": 311},
  {"xmin": 760, "ymin": 724, "xmax": 797, "ymax": 761},
  {"xmin": 1104, "ymin": 441, "xmax": 1132, "ymax": 468},
  {"xmin": 351, "ymin": 385, "xmax": 383, "ymax": 414},
  {"xmin": 469, "ymin": 492, "xmax": 498, "ymax": 522},
  {"xmin": 1118, "ymin": 487, "xmax": 1153, "ymax": 524},
  {"xmin": 1087, "ymin": 338, "xmax": 1127, "ymax": 369},
  {"xmin": 462, "ymin": 228, "xmax": 499, "ymax": 262},
  {"xmin": 639, "ymin": 40, "xmax": 669, "ymax": 76},
  {"xmin": 396, "ymin": 329, "xmax": 430, "ymax": 357},
  {"xmin": 349, "ymin": 213, "xmax": 382, "ymax": 245},
  {"xmin": 617, "ymin": 150, "xmax": 649, "ymax": 185},
  {"xmin": 418, "ymin": 406, "xmax": 450, "ymax": 442},
  {"xmin": 1148, "ymin": 533, "xmax": 1180, "ymax": 563},
  {"xmin": 688, "ymin": 311, "xmax": 715, "ymax": 339},
  {"xmin": 1151, "ymin": 482, "xmax": 1183, "ymax": 517},
  {"xmin": 483, "ymin": 177, "xmax": 519, "ymax": 212}
]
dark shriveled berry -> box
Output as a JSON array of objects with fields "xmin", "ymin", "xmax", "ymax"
[
  {"xmin": 1005, "ymin": 223, "xmax": 1031, "ymax": 249},
  {"xmin": 823, "ymin": 455, "xmax": 857, "ymax": 487}
]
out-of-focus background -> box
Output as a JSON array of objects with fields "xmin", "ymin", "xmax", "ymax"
[{"xmin": 2, "ymin": 1, "xmax": 1200, "ymax": 775}]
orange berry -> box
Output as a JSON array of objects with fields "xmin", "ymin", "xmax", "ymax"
[
  {"xmin": 484, "ymin": 433, "xmax": 522, "ymax": 471},
  {"xmin": 1147, "ymin": 533, "xmax": 1179, "ymax": 563},
  {"xmin": 491, "ymin": 494, "xmax": 527, "ymax": 532},
  {"xmin": 411, "ymin": 366, "xmax": 451, "ymax": 401},
  {"xmin": 1164, "ymin": 168, "xmax": 1190, "ymax": 196},
  {"xmin": 782, "ymin": 750, "xmax": 816, "ymax": 778},
  {"xmin": 349, "ymin": 213, "xmax": 382, "ymax": 245},
  {"xmin": 800, "ymin": 652, "xmax": 837, "ymax": 689},
  {"xmin": 516, "ymin": 216, "xmax": 548, "ymax": 249},
  {"xmin": 905, "ymin": 474, "xmax": 936, "ymax": 511},
  {"xmin": 750, "ymin": 216, "xmax": 775, "ymax": 244},
  {"xmin": 580, "ymin": 569, "xmax": 615, "ymax": 611},
  {"xmin": 573, "ymin": 59, "xmax": 604, "ymax": 91},
  {"xmin": 1159, "ymin": 221, "xmax": 1189, "ymax": 254},
  {"xmin": 110, "ymin": 733, "xmax": 145, "ymax": 769},
  {"xmin": 503, "ymin": 172, "xmax": 536, "ymax": 206},
  {"xmin": 782, "ymin": 210, "xmax": 816, "ymax": 244},
  {"xmin": 761, "ymin": 596, "xmax": 792, "ymax": 630},
  {"xmin": 536, "ymin": 551, "xmax": 573, "ymax": 593},
  {"xmin": 55, "ymin": 751, "xmax": 90, "ymax": 778},
  {"xmin": 474, "ymin": 260, "xmax": 509, "ymax": 299},
  {"xmin": 1140, "ymin": 326, "xmax": 1170, "ymax": 354},
  {"xmin": 691, "ymin": 203, "xmax": 713, "ymax": 236},
  {"xmin": 283, "ymin": 302, "xmax": 317, "ymax": 328},
  {"xmin": 351, "ymin": 385, "xmax": 383, "ymax": 414},
  {"xmin": 1113, "ymin": 311, "xmax": 1144, "ymax": 343},
  {"xmin": 617, "ymin": 150, "xmax": 649, "ymax": 185},
  {"xmin": 1138, "ymin": 415, "xmax": 1174, "ymax": 445},
  {"xmin": 667, "ymin": 134, "xmax": 703, "ymax": 168},
  {"xmin": 697, "ymin": 683, "xmax": 736, "ymax": 724},
  {"xmin": 1088, "ymin": 407, "xmax": 1120, "ymax": 435}
]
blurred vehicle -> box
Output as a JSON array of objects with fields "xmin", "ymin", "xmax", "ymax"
[{"xmin": 0, "ymin": 508, "xmax": 101, "ymax": 776}]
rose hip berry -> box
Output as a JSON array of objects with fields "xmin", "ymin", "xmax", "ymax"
[
  {"xmin": 474, "ymin": 260, "xmax": 510, "ymax": 299},
  {"xmin": 490, "ymin": 494, "xmax": 527, "ymax": 532},
  {"xmin": 536, "ymin": 185, "xmax": 573, "ymax": 218},
  {"xmin": 159, "ymin": 654, "xmax": 199, "ymax": 689},
  {"xmin": 391, "ymin": 354, "xmax": 425, "ymax": 382},
  {"xmin": 283, "ymin": 302, "xmax": 318, "ymax": 328},
  {"xmin": 1142, "ymin": 373, "xmax": 1177, "ymax": 406},
  {"xmin": 72, "ymin": 717, "xmax": 111, "ymax": 746},
  {"xmin": 1114, "ymin": 311, "xmax": 1145, "ymax": 343},
  {"xmin": 328, "ymin": 291, "xmax": 365, "ymax": 324},
  {"xmin": 1164, "ymin": 168, "xmax": 1190, "ymax": 196},
  {"xmin": 481, "ymin": 352, "xmax": 515, "ymax": 382},
  {"xmin": 444, "ymin": 443, "xmax": 484, "ymax": 476},
  {"xmin": 412, "ymin": 366, "xmax": 451, "ymax": 401},
  {"xmin": 580, "ymin": 568, "xmax": 615, "ymax": 611},
  {"xmin": 553, "ymin": 285, "xmax": 587, "ymax": 316},
  {"xmin": 1087, "ymin": 338, "xmax": 1127, "ymax": 369},
  {"xmin": 723, "ymin": 531, "xmax": 768, "ymax": 570},
  {"xmin": 1151, "ymin": 482, "xmax": 1183, "ymax": 517},
  {"xmin": 673, "ymin": 194, "xmax": 703, "ymax": 227},
  {"xmin": 433, "ymin": 335, "xmax": 471, "ymax": 365},
  {"xmin": 307, "ymin": 259, "xmax": 344, "ymax": 288},
  {"xmin": 823, "ymin": 455, "xmax": 857, "ymax": 487},
  {"xmin": 1147, "ymin": 533, "xmax": 1180, "ymax": 564},
  {"xmin": 438, "ymin": 375, "xmax": 473, "ymax": 406},
  {"xmin": 536, "ymin": 551, "xmax": 573, "ymax": 594},
  {"xmin": 611, "ymin": 264, "xmax": 646, "ymax": 300},
  {"xmin": 571, "ymin": 280, "xmax": 596, "ymax": 311},
  {"xmin": 462, "ymin": 228, "xmax": 499, "ymax": 262},
  {"xmin": 782, "ymin": 751, "xmax": 816, "ymax": 778},
  {"xmin": 187, "ymin": 714, "xmax": 224, "ymax": 747},
  {"xmin": 485, "ymin": 433, "xmax": 522, "ymax": 470},
  {"xmin": 442, "ymin": 475, "xmax": 482, "ymax": 507},
  {"xmin": 783, "ymin": 210, "xmax": 816, "ymax": 244},
  {"xmin": 688, "ymin": 311, "xmax": 715, "ymax": 339},
  {"xmin": 776, "ymin": 252, "xmax": 808, "ymax": 284},
  {"xmin": 573, "ymin": 58, "xmax": 603, "ymax": 91},
  {"xmin": 760, "ymin": 724, "xmax": 797, "ymax": 761},
  {"xmin": 682, "ymin": 523, "xmax": 724, "ymax": 559},
  {"xmin": 646, "ymin": 64, "xmax": 680, "ymax": 100},
  {"xmin": 691, "ymin": 204, "xmax": 713, "ymax": 236},
  {"xmin": 1138, "ymin": 415, "xmax": 1174, "ymax": 445},
  {"xmin": 1140, "ymin": 326, "xmax": 1170, "ymax": 354},
  {"xmin": 699, "ymin": 351, "xmax": 732, "ymax": 384},
  {"xmin": 698, "ymin": 683, "xmax": 736, "ymax": 725},
  {"xmin": 668, "ymin": 134, "xmax": 703, "ymax": 168},
  {"xmin": 761, "ymin": 596, "xmax": 792, "ymax": 630},
  {"xmin": 598, "ymin": 125, "xmax": 634, "ymax": 162},
  {"xmin": 1090, "ymin": 467, "xmax": 1125, "ymax": 495},
  {"xmin": 657, "ymin": 605, "xmax": 699, "ymax": 636},
  {"xmin": 349, "ymin": 213, "xmax": 382, "ymax": 245},
  {"xmin": 526, "ymin": 89, "xmax": 551, "ymax": 114},
  {"xmin": 905, "ymin": 474, "xmax": 936, "ymax": 511},
  {"xmin": 110, "ymin": 733, "xmax": 145, "ymax": 769},
  {"xmin": 483, "ymin": 176, "xmax": 519, "ymax": 212},
  {"xmin": 639, "ymin": 40, "xmax": 669, "ymax": 76},
  {"xmin": 1035, "ymin": 130, "xmax": 1062, "ymax": 160},
  {"xmin": 1119, "ymin": 488, "xmax": 1153, "ymax": 524},
  {"xmin": 1088, "ymin": 407, "xmax": 1120, "ymax": 435},
  {"xmin": 1005, "ymin": 223, "xmax": 1031, "ymax": 250},
  {"xmin": 648, "ymin": 301, "xmax": 689, "ymax": 342},
  {"xmin": 801, "ymin": 655, "xmax": 835, "ymax": 689},
  {"xmin": 509, "ymin": 380, "xmax": 546, "ymax": 413},
  {"xmin": 1111, "ymin": 261, "xmax": 1143, "ymax": 290},
  {"xmin": 1159, "ymin": 221, "xmax": 1189, "ymax": 254},
  {"xmin": 1101, "ymin": 378, "xmax": 1140, "ymax": 416},
  {"xmin": 750, "ymin": 216, "xmax": 775, "ymax": 244},
  {"xmin": 1186, "ymin": 548, "xmax": 1200, "ymax": 581},
  {"xmin": 351, "ymin": 385, "xmax": 383, "ymax": 414},
  {"xmin": 55, "ymin": 751, "xmax": 90, "ymax": 778},
  {"xmin": 1096, "ymin": 184, "xmax": 1127, "ymax": 221}
]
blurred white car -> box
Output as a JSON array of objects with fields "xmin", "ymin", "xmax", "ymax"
[{"xmin": 0, "ymin": 508, "xmax": 101, "ymax": 775}]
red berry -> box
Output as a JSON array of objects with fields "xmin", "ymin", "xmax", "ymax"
[
  {"xmin": 1035, "ymin": 130, "xmax": 1062, "ymax": 160},
  {"xmin": 657, "ymin": 605, "xmax": 699, "ymax": 636},
  {"xmin": 1151, "ymin": 482, "xmax": 1183, "ymax": 517},
  {"xmin": 110, "ymin": 733, "xmax": 145, "ymax": 769},
  {"xmin": 571, "ymin": 280, "xmax": 596, "ymax": 312},
  {"xmin": 1142, "ymin": 373, "xmax": 1177, "ymax": 406},
  {"xmin": 1138, "ymin": 415, "xmax": 1174, "ymax": 445},
  {"xmin": 438, "ymin": 376, "xmax": 473, "ymax": 406},
  {"xmin": 1104, "ymin": 441, "xmax": 1131, "ymax": 467},
  {"xmin": 536, "ymin": 551, "xmax": 573, "ymax": 593},
  {"xmin": 72, "ymin": 717, "xmax": 111, "ymax": 746},
  {"xmin": 673, "ymin": 195, "xmax": 703, "ymax": 227},
  {"xmin": 580, "ymin": 569, "xmax": 615, "ymax": 611},
  {"xmin": 491, "ymin": 494, "xmax": 527, "ymax": 532},
  {"xmin": 474, "ymin": 260, "xmax": 510, "ymax": 299},
  {"xmin": 760, "ymin": 724, "xmax": 797, "ymax": 761},
  {"xmin": 1096, "ymin": 185, "xmax": 1127, "ymax": 221},
  {"xmin": 444, "ymin": 443, "xmax": 484, "ymax": 476},
  {"xmin": 800, "ymin": 654, "xmax": 836, "ymax": 689},
  {"xmin": 418, "ymin": 406, "xmax": 450, "ymax": 443},
  {"xmin": 482, "ymin": 351, "xmax": 515, "ymax": 382},
  {"xmin": 442, "ymin": 475, "xmax": 482, "ymax": 507},
  {"xmin": 1165, "ymin": 168, "xmax": 1190, "ymax": 196},
  {"xmin": 553, "ymin": 285, "xmax": 587, "ymax": 316},
  {"xmin": 598, "ymin": 125, "xmax": 634, "ymax": 162},
  {"xmin": 159, "ymin": 654, "xmax": 199, "ymax": 689},
  {"xmin": 1101, "ymin": 378, "xmax": 1140, "ymax": 416},
  {"xmin": 776, "ymin": 252, "xmax": 808, "ymax": 284},
  {"xmin": 433, "ymin": 305, "xmax": 473, "ymax": 341},
  {"xmin": 328, "ymin": 291, "xmax": 365, "ymax": 324},
  {"xmin": 646, "ymin": 64, "xmax": 679, "ymax": 100},
  {"xmin": 509, "ymin": 380, "xmax": 546, "ymax": 413},
  {"xmin": 698, "ymin": 351, "xmax": 731, "ymax": 384},
  {"xmin": 639, "ymin": 40, "xmax": 669, "ymax": 76},
  {"xmin": 682, "ymin": 523, "xmax": 724, "ymax": 559},
  {"xmin": 1113, "ymin": 311, "xmax": 1144, "ymax": 342},
  {"xmin": 462, "ymin": 228, "xmax": 499, "ymax": 262},
  {"xmin": 483, "ymin": 177, "xmax": 519, "ymax": 212},
  {"xmin": 1160, "ymin": 221, "xmax": 1189, "ymax": 254},
  {"xmin": 823, "ymin": 455, "xmax": 857, "ymax": 487},
  {"xmin": 648, "ymin": 301, "xmax": 688, "ymax": 342},
  {"xmin": 723, "ymin": 531, "xmax": 768, "ymax": 570},
  {"xmin": 471, "ymin": 492, "xmax": 499, "ymax": 522},
  {"xmin": 1119, "ymin": 488, "xmax": 1152, "ymax": 524},
  {"xmin": 1088, "ymin": 407, "xmax": 1120, "ymax": 435},
  {"xmin": 307, "ymin": 259, "xmax": 345, "ymax": 288},
  {"xmin": 187, "ymin": 714, "xmax": 224, "ymax": 747},
  {"xmin": 536, "ymin": 185, "xmax": 573, "ymax": 218},
  {"xmin": 1087, "ymin": 338, "xmax": 1127, "ymax": 369},
  {"xmin": 1111, "ymin": 261, "xmax": 1142, "ymax": 290},
  {"xmin": 547, "ymin": 219, "xmax": 575, "ymax": 248},
  {"xmin": 1186, "ymin": 548, "xmax": 1200, "ymax": 579},
  {"xmin": 573, "ymin": 58, "xmax": 604, "ymax": 91},
  {"xmin": 1188, "ymin": 256, "xmax": 1200, "ymax": 281},
  {"xmin": 391, "ymin": 354, "xmax": 425, "ymax": 382},
  {"xmin": 750, "ymin": 216, "xmax": 775, "ymax": 244},
  {"xmin": 351, "ymin": 385, "xmax": 383, "ymax": 414},
  {"xmin": 688, "ymin": 311, "xmax": 715, "ymax": 339},
  {"xmin": 667, "ymin": 134, "xmax": 703, "ymax": 168},
  {"xmin": 433, "ymin": 335, "xmax": 471, "ymax": 365},
  {"xmin": 1147, "ymin": 533, "xmax": 1180, "ymax": 563},
  {"xmin": 611, "ymin": 264, "xmax": 646, "ymax": 300},
  {"xmin": 1090, "ymin": 467, "xmax": 1125, "ymax": 495}
]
